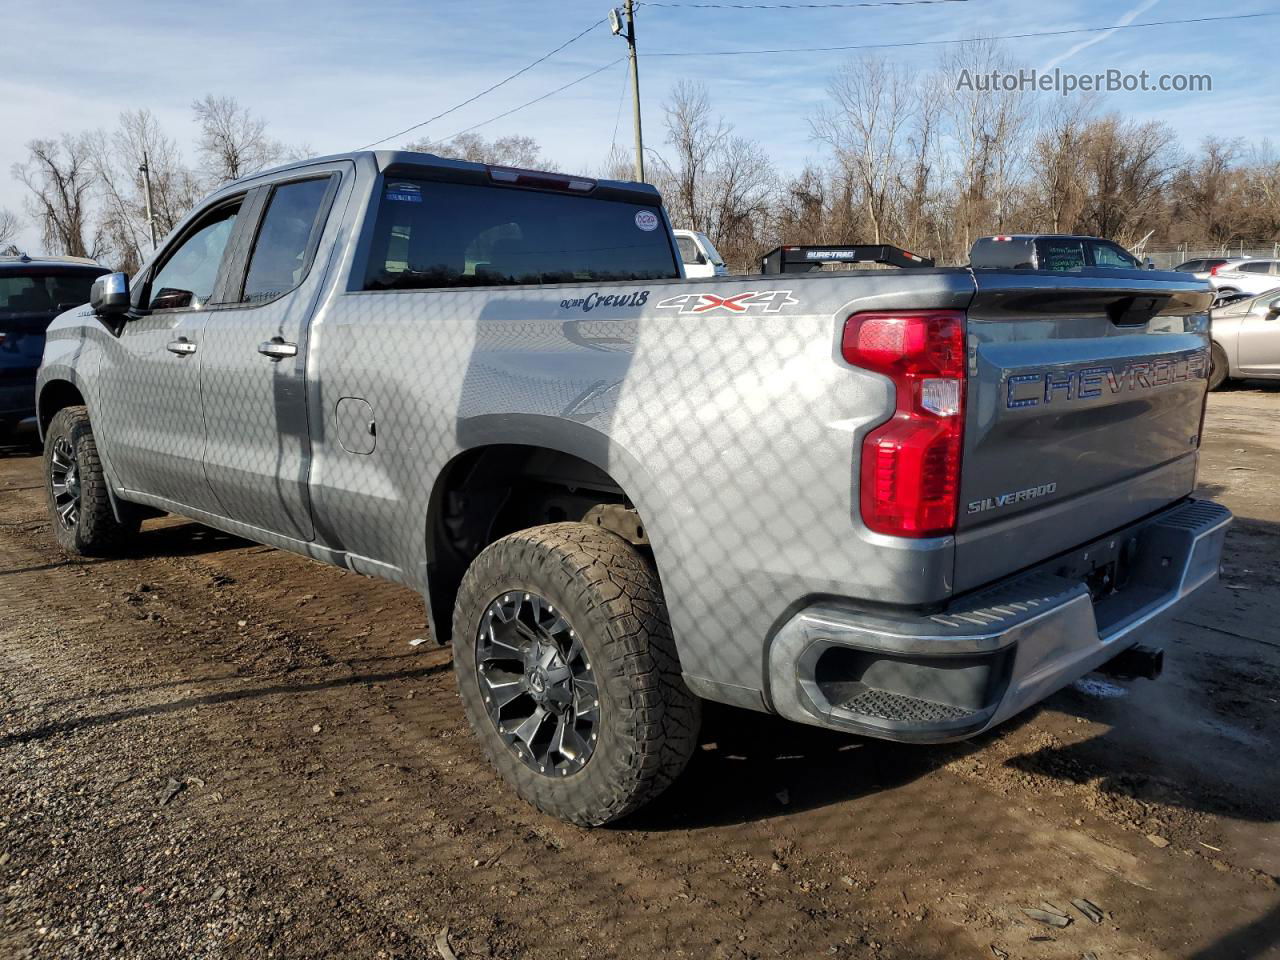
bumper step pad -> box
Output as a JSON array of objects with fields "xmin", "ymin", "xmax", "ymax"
[{"xmin": 836, "ymin": 688, "xmax": 978, "ymax": 724}]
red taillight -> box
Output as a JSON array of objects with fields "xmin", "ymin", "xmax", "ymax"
[
  {"xmin": 842, "ymin": 310, "xmax": 966, "ymax": 538},
  {"xmin": 1209, "ymin": 263, "xmax": 1223, "ymax": 275}
]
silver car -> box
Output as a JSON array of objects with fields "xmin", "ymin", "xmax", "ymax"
[
  {"xmin": 1210, "ymin": 286, "xmax": 1280, "ymax": 388},
  {"xmin": 1210, "ymin": 258, "xmax": 1280, "ymax": 297}
]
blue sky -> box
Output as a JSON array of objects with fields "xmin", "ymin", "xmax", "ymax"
[{"xmin": 3, "ymin": 0, "xmax": 1276, "ymax": 252}]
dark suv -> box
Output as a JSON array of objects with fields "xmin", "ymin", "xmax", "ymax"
[{"xmin": 1, "ymin": 255, "xmax": 108, "ymax": 445}]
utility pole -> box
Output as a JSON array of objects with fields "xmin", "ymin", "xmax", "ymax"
[
  {"xmin": 611, "ymin": 2, "xmax": 644, "ymax": 182},
  {"xmin": 139, "ymin": 152, "xmax": 158, "ymax": 251}
]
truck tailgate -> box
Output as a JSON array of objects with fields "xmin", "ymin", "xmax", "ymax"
[{"xmin": 954, "ymin": 271, "xmax": 1214, "ymax": 593}]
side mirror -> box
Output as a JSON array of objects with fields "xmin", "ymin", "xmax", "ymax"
[
  {"xmin": 1267, "ymin": 299, "xmax": 1280, "ymax": 320},
  {"xmin": 1145, "ymin": 258, "xmax": 1157, "ymax": 270},
  {"xmin": 90, "ymin": 273, "xmax": 130, "ymax": 318}
]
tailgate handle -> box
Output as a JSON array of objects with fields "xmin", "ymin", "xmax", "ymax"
[{"xmin": 1107, "ymin": 295, "xmax": 1162, "ymax": 326}]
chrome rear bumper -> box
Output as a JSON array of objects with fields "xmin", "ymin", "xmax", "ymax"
[{"xmin": 767, "ymin": 499, "xmax": 1231, "ymax": 742}]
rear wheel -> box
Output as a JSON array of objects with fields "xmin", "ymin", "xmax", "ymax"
[
  {"xmin": 1209, "ymin": 342, "xmax": 1230, "ymax": 391},
  {"xmin": 453, "ymin": 522, "xmax": 700, "ymax": 826},
  {"xmin": 44, "ymin": 406, "xmax": 138, "ymax": 555}
]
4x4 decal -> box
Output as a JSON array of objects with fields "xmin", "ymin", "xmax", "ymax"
[{"xmin": 655, "ymin": 290, "xmax": 798, "ymax": 315}]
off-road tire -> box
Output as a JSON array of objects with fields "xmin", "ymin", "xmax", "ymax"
[
  {"xmin": 44, "ymin": 406, "xmax": 137, "ymax": 555},
  {"xmin": 1209, "ymin": 342, "xmax": 1230, "ymax": 391},
  {"xmin": 453, "ymin": 522, "xmax": 701, "ymax": 826}
]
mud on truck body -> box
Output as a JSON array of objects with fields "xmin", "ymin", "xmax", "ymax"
[{"xmin": 37, "ymin": 151, "xmax": 1229, "ymax": 824}]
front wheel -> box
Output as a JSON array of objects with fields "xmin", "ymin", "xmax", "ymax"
[
  {"xmin": 44, "ymin": 406, "xmax": 138, "ymax": 555},
  {"xmin": 453, "ymin": 522, "xmax": 700, "ymax": 826}
]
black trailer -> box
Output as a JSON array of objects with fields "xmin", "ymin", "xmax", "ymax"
[{"xmin": 761, "ymin": 244, "xmax": 934, "ymax": 274}]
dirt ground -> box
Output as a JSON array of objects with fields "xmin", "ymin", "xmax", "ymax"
[{"xmin": 1, "ymin": 385, "xmax": 1278, "ymax": 960}]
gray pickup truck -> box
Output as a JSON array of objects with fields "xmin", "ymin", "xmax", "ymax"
[{"xmin": 37, "ymin": 151, "xmax": 1230, "ymax": 825}]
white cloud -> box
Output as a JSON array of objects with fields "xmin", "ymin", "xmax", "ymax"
[{"xmin": 1041, "ymin": 0, "xmax": 1161, "ymax": 72}]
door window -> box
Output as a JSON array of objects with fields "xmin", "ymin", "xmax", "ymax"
[
  {"xmin": 147, "ymin": 203, "xmax": 240, "ymax": 310},
  {"xmin": 1238, "ymin": 261, "xmax": 1270, "ymax": 274},
  {"xmin": 241, "ymin": 177, "xmax": 333, "ymax": 304},
  {"xmin": 1089, "ymin": 241, "xmax": 1139, "ymax": 268}
]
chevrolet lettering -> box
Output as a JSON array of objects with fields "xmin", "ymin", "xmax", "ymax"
[{"xmin": 1006, "ymin": 349, "xmax": 1208, "ymax": 409}]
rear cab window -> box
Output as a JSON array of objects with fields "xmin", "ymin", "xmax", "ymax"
[
  {"xmin": 0, "ymin": 272, "xmax": 101, "ymax": 317},
  {"xmin": 1035, "ymin": 238, "xmax": 1086, "ymax": 271},
  {"xmin": 362, "ymin": 178, "xmax": 679, "ymax": 290}
]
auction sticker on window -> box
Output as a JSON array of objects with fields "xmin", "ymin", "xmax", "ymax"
[
  {"xmin": 385, "ymin": 181, "xmax": 422, "ymax": 203},
  {"xmin": 634, "ymin": 209, "xmax": 659, "ymax": 231}
]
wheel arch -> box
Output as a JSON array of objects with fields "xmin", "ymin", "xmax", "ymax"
[
  {"xmin": 36, "ymin": 377, "xmax": 88, "ymax": 441},
  {"xmin": 422, "ymin": 421, "xmax": 664, "ymax": 648}
]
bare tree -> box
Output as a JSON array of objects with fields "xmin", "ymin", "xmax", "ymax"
[
  {"xmin": 192, "ymin": 94, "xmax": 284, "ymax": 185},
  {"xmin": 1079, "ymin": 115, "xmax": 1176, "ymax": 247},
  {"xmin": 0, "ymin": 208, "xmax": 21, "ymax": 255},
  {"xmin": 812, "ymin": 58, "xmax": 913, "ymax": 244},
  {"xmin": 652, "ymin": 82, "xmax": 775, "ymax": 270},
  {"xmin": 898, "ymin": 73, "xmax": 947, "ymax": 253},
  {"xmin": 1170, "ymin": 137, "xmax": 1244, "ymax": 246},
  {"xmin": 406, "ymin": 132, "xmax": 548, "ymax": 169},
  {"xmin": 12, "ymin": 135, "xmax": 102, "ymax": 259},
  {"xmin": 657, "ymin": 81, "xmax": 732, "ymax": 234},
  {"xmin": 1028, "ymin": 99, "xmax": 1092, "ymax": 233},
  {"xmin": 942, "ymin": 42, "xmax": 1032, "ymax": 257},
  {"xmin": 89, "ymin": 109, "xmax": 202, "ymax": 271}
]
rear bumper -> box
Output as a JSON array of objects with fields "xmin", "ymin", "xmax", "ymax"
[{"xmin": 767, "ymin": 498, "xmax": 1231, "ymax": 742}]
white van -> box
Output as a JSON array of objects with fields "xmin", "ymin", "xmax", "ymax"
[{"xmin": 673, "ymin": 229, "xmax": 729, "ymax": 278}]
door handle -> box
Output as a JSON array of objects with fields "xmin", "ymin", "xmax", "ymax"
[
  {"xmin": 166, "ymin": 338, "xmax": 197, "ymax": 356},
  {"xmin": 258, "ymin": 338, "xmax": 298, "ymax": 361}
]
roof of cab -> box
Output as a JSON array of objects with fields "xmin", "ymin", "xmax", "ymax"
[
  {"xmin": 0, "ymin": 254, "xmax": 108, "ymax": 273},
  {"xmin": 220, "ymin": 150, "xmax": 662, "ymax": 203}
]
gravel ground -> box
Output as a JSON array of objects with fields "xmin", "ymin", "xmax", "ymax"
[{"xmin": 1, "ymin": 384, "xmax": 1278, "ymax": 960}]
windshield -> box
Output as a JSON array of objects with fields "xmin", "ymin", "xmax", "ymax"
[
  {"xmin": 363, "ymin": 178, "xmax": 680, "ymax": 290},
  {"xmin": 0, "ymin": 272, "xmax": 100, "ymax": 318}
]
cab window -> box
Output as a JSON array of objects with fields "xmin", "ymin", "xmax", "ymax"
[
  {"xmin": 1089, "ymin": 241, "xmax": 1139, "ymax": 268},
  {"xmin": 240, "ymin": 177, "xmax": 333, "ymax": 304},
  {"xmin": 146, "ymin": 201, "xmax": 241, "ymax": 310}
]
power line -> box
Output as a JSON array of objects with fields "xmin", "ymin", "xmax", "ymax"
[
  {"xmin": 646, "ymin": 11, "xmax": 1277, "ymax": 56},
  {"xmin": 440, "ymin": 59, "xmax": 626, "ymax": 140},
  {"xmin": 642, "ymin": 0, "xmax": 967, "ymax": 8},
  {"xmin": 365, "ymin": 8, "xmax": 1269, "ymax": 155},
  {"xmin": 356, "ymin": 17, "xmax": 608, "ymax": 150},
  {"xmin": 608, "ymin": 59, "xmax": 631, "ymax": 156}
]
